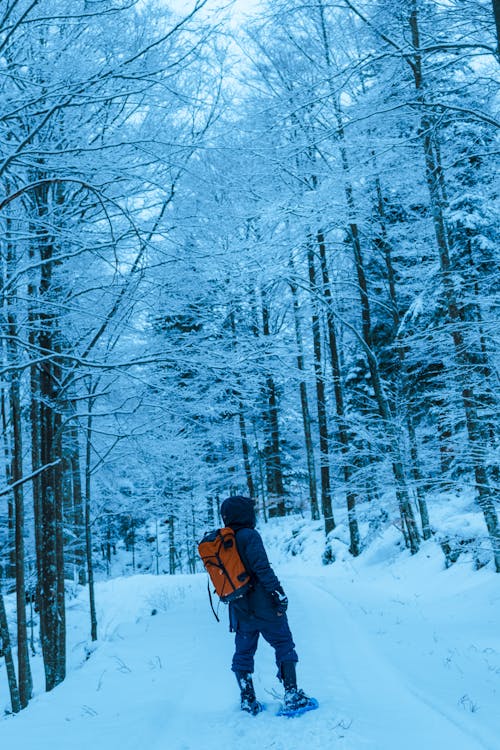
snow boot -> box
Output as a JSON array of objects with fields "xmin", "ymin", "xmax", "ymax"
[
  {"xmin": 280, "ymin": 661, "xmax": 312, "ymax": 712},
  {"xmin": 235, "ymin": 671, "xmax": 263, "ymax": 715}
]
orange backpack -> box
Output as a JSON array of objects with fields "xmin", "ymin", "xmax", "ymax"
[{"xmin": 198, "ymin": 528, "xmax": 252, "ymax": 611}]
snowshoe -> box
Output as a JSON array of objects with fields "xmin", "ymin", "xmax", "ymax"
[
  {"xmin": 277, "ymin": 662, "xmax": 318, "ymax": 717},
  {"xmin": 278, "ymin": 689, "xmax": 319, "ymax": 717}
]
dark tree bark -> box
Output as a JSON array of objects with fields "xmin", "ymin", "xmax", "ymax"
[
  {"xmin": 307, "ymin": 243, "xmax": 335, "ymax": 536},
  {"xmin": 84, "ymin": 388, "xmax": 97, "ymax": 641},
  {"xmin": 0, "ymin": 389, "xmax": 15, "ymax": 579},
  {"xmin": 5, "ymin": 231, "xmax": 32, "ymax": 707},
  {"xmin": 0, "ymin": 590, "xmax": 21, "ymax": 714},
  {"xmin": 492, "ymin": 0, "xmax": 500, "ymax": 61},
  {"xmin": 28, "ymin": 235, "xmax": 45, "ymax": 659},
  {"xmin": 32, "ymin": 182, "xmax": 66, "ymax": 690},
  {"xmin": 168, "ymin": 515, "xmax": 176, "ymax": 575},
  {"xmin": 238, "ymin": 408, "xmax": 255, "ymax": 499},
  {"xmin": 261, "ymin": 295, "xmax": 286, "ymax": 516},
  {"xmin": 316, "ymin": 231, "xmax": 360, "ymax": 555},
  {"xmin": 69, "ymin": 421, "xmax": 86, "ymax": 585},
  {"xmin": 288, "ymin": 257, "xmax": 320, "ymax": 521},
  {"xmin": 9, "ymin": 378, "xmax": 33, "ymax": 707},
  {"xmin": 229, "ymin": 311, "xmax": 256, "ymax": 499},
  {"xmin": 253, "ymin": 427, "xmax": 268, "ymax": 522},
  {"xmin": 1, "ymin": 221, "xmax": 15, "ymax": 580}
]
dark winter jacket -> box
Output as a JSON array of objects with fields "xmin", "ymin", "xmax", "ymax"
[{"xmin": 220, "ymin": 496, "xmax": 284, "ymax": 630}]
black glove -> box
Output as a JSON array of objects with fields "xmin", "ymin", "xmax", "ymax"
[{"xmin": 271, "ymin": 588, "xmax": 288, "ymax": 616}]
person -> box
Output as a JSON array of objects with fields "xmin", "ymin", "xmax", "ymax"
[{"xmin": 220, "ymin": 494, "xmax": 312, "ymax": 716}]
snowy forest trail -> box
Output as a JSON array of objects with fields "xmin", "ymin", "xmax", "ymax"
[
  {"xmin": 1, "ymin": 560, "xmax": 499, "ymax": 750},
  {"xmin": 288, "ymin": 576, "xmax": 497, "ymax": 750}
]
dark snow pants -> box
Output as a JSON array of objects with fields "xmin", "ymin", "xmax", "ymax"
[{"xmin": 231, "ymin": 614, "xmax": 298, "ymax": 674}]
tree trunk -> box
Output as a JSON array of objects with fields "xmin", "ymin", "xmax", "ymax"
[
  {"xmin": 0, "ymin": 389, "xmax": 15, "ymax": 580},
  {"xmin": 492, "ymin": 0, "xmax": 500, "ymax": 62},
  {"xmin": 238, "ymin": 408, "xmax": 255, "ymax": 499},
  {"xmin": 5, "ymin": 233, "xmax": 32, "ymax": 707},
  {"xmin": 84, "ymin": 390, "xmax": 97, "ymax": 641},
  {"xmin": 28, "ymin": 280, "xmax": 48, "ymax": 690},
  {"xmin": 69, "ymin": 422, "xmax": 86, "ymax": 585},
  {"xmin": 307, "ymin": 243, "xmax": 335, "ymax": 536},
  {"xmin": 261, "ymin": 296, "xmax": 286, "ymax": 516},
  {"xmin": 316, "ymin": 231, "xmax": 360, "ymax": 555},
  {"xmin": 1, "ymin": 232, "xmax": 15, "ymax": 580},
  {"xmin": 168, "ymin": 515, "xmax": 176, "ymax": 575},
  {"xmin": 253, "ymin": 427, "xmax": 268, "ymax": 522},
  {"xmin": 60, "ymin": 423, "xmax": 74, "ymax": 577},
  {"xmin": 0, "ymin": 590, "xmax": 21, "ymax": 714},
  {"xmin": 288, "ymin": 257, "xmax": 320, "ymax": 521},
  {"xmin": 229, "ymin": 311, "xmax": 256, "ymax": 499},
  {"xmin": 33, "ymin": 182, "xmax": 66, "ymax": 690},
  {"xmin": 10, "ymin": 379, "xmax": 33, "ymax": 707}
]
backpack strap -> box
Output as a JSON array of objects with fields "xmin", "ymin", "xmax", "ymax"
[{"xmin": 207, "ymin": 577, "xmax": 220, "ymax": 623}]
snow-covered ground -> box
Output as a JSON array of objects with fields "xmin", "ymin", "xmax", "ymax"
[{"xmin": 1, "ymin": 520, "xmax": 499, "ymax": 750}]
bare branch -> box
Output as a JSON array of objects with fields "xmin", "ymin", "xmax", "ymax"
[{"xmin": 0, "ymin": 460, "xmax": 61, "ymax": 499}]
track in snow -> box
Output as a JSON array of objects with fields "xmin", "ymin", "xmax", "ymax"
[{"xmin": 0, "ymin": 572, "xmax": 497, "ymax": 750}]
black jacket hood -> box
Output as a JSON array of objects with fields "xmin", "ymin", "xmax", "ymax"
[{"xmin": 220, "ymin": 495, "xmax": 256, "ymax": 530}]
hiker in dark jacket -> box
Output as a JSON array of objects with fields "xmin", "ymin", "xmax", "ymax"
[{"xmin": 220, "ymin": 494, "xmax": 312, "ymax": 715}]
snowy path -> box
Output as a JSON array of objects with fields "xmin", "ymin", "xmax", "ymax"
[
  {"xmin": 289, "ymin": 577, "xmax": 497, "ymax": 750},
  {"xmin": 1, "ymin": 562, "xmax": 499, "ymax": 750}
]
